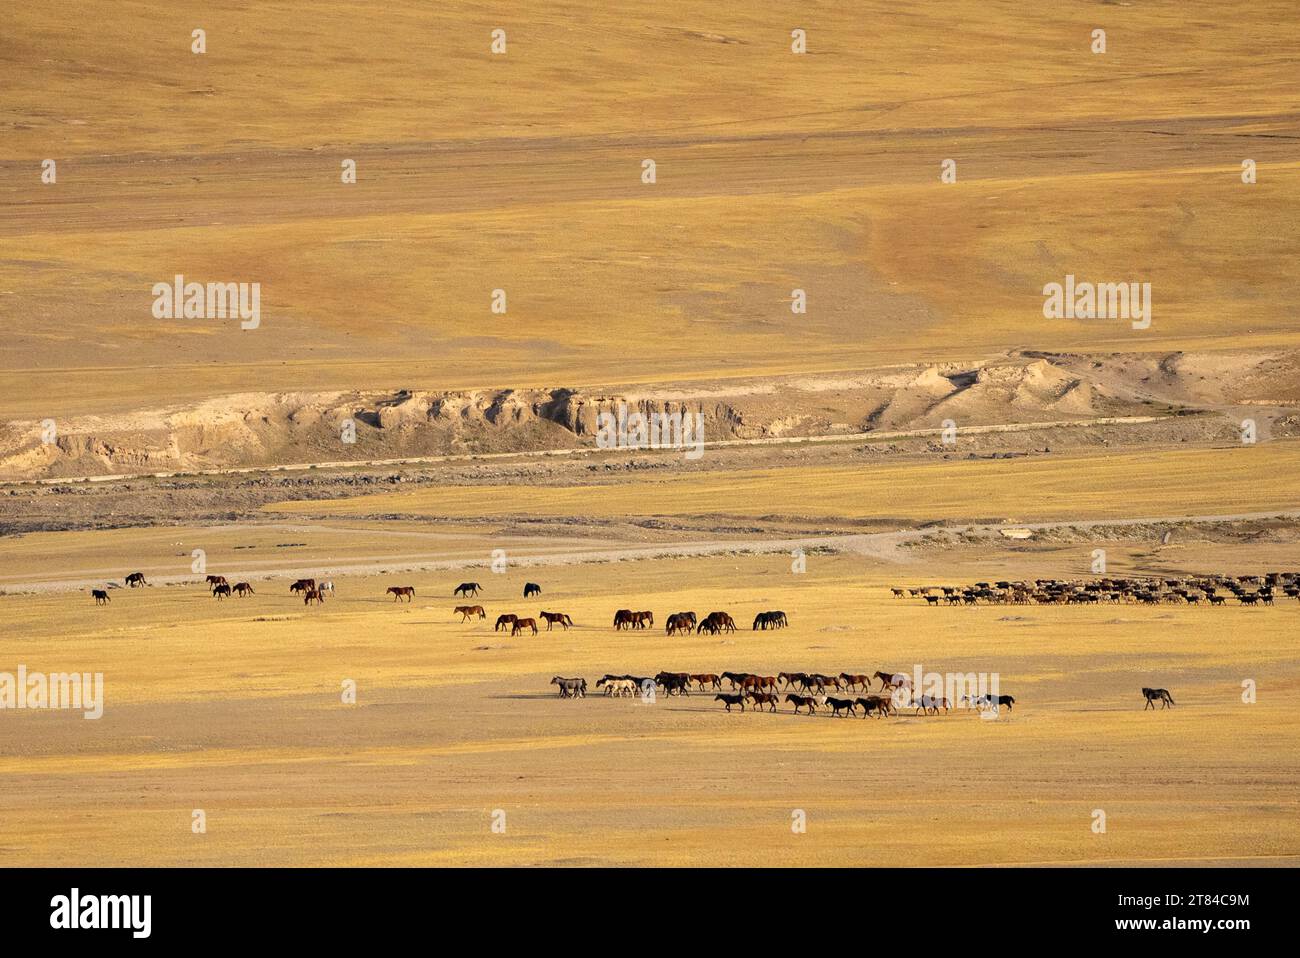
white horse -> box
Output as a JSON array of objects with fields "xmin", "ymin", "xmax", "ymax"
[{"xmin": 319, "ymin": 580, "xmax": 335, "ymax": 596}]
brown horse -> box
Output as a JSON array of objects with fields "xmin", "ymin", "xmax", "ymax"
[
  {"xmin": 92, "ymin": 589, "xmax": 110, "ymax": 605},
  {"xmin": 855, "ymin": 695, "xmax": 891, "ymax": 718},
  {"xmin": 495, "ymin": 613, "xmax": 518, "ymax": 632},
  {"xmin": 455, "ymin": 605, "xmax": 486, "ymax": 621},
  {"xmin": 666, "ymin": 612, "xmax": 695, "ymax": 635},
  {"xmin": 511, "ymin": 618, "xmax": 538, "ymax": 635},
  {"xmin": 702, "ymin": 611, "xmax": 736, "ymax": 633},
  {"xmin": 387, "ymin": 586, "xmax": 415, "ymax": 602},
  {"xmin": 207, "ymin": 575, "xmax": 229, "ymax": 593},
  {"xmin": 655, "ymin": 672, "xmax": 692, "ymax": 695},
  {"xmin": 613, "ymin": 609, "xmax": 635, "ymax": 630},
  {"xmin": 747, "ymin": 690, "xmax": 779, "ymax": 712},
  {"xmin": 914, "ymin": 695, "xmax": 950, "ymax": 715},
  {"xmin": 691, "ymin": 673, "xmax": 722, "ymax": 691},
  {"xmin": 839, "ymin": 673, "xmax": 871, "ymax": 691},
  {"xmin": 630, "ymin": 611, "xmax": 654, "ymax": 629},
  {"xmin": 304, "ymin": 589, "xmax": 324, "ymax": 605},
  {"xmin": 232, "ymin": 582, "xmax": 255, "ymax": 597},
  {"xmin": 213, "ymin": 583, "xmax": 232, "ymax": 600},
  {"xmin": 539, "ymin": 611, "xmax": 573, "ymax": 631},
  {"xmin": 875, "ymin": 670, "xmax": 910, "ymax": 691},
  {"xmin": 741, "ymin": 675, "xmax": 778, "ymax": 693}
]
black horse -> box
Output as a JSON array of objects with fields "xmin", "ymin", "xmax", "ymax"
[
  {"xmin": 1142, "ymin": 687, "xmax": 1174, "ymax": 710},
  {"xmin": 523, "ymin": 582, "xmax": 542, "ymax": 598}
]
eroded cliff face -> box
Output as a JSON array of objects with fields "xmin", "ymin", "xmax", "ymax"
[
  {"xmin": 2, "ymin": 351, "xmax": 1277, "ymax": 479},
  {"xmin": 0, "ymin": 386, "xmax": 771, "ymax": 478}
]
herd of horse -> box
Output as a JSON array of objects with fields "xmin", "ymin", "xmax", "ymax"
[
  {"xmin": 89, "ymin": 575, "xmax": 537, "ymax": 608},
  {"xmin": 619, "ymin": 610, "xmax": 786, "ymax": 634},
  {"xmin": 552, "ymin": 669, "xmax": 1019, "ymax": 717},
  {"xmin": 84, "ymin": 569, "xmax": 1184, "ymax": 715},
  {"xmin": 896, "ymin": 571, "xmax": 1300, "ymax": 606},
  {"xmin": 558, "ymin": 671, "xmax": 1174, "ymax": 715}
]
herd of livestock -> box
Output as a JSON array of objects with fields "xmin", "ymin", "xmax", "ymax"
[
  {"xmin": 88, "ymin": 573, "xmax": 790, "ymax": 638},
  {"xmin": 895, "ymin": 572, "xmax": 1300, "ymax": 606},
  {"xmin": 549, "ymin": 669, "xmax": 1016, "ymax": 718},
  {"xmin": 81, "ymin": 569, "xmax": 1209, "ymax": 714}
]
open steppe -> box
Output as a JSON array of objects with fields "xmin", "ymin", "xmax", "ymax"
[
  {"xmin": 2, "ymin": 1, "xmax": 1298, "ymax": 868},
  {"xmin": 2, "ymin": 535, "xmax": 1298, "ymax": 867}
]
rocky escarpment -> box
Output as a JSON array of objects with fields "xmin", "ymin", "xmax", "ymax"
[{"xmin": 2, "ymin": 350, "xmax": 1272, "ymax": 480}]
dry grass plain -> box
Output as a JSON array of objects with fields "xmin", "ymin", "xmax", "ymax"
[
  {"xmin": 2, "ymin": 540, "xmax": 1298, "ymax": 867},
  {"xmin": 3, "ymin": 2, "xmax": 1300, "ymax": 416},
  {"xmin": 3, "ymin": 1, "xmax": 1299, "ymax": 869},
  {"xmin": 267, "ymin": 441, "xmax": 1300, "ymax": 525}
]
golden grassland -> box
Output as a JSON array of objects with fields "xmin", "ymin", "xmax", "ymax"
[
  {"xmin": 0, "ymin": 519, "xmax": 628, "ymax": 592},
  {"xmin": 9, "ymin": 1, "xmax": 1297, "ymax": 156},
  {"xmin": 1, "ymin": 545, "xmax": 1297, "ymax": 866},
  {"xmin": 267, "ymin": 441, "xmax": 1300, "ymax": 524},
  {"xmin": 4, "ymin": 2, "xmax": 1300, "ymax": 416},
  {"xmin": 3, "ymin": 0, "xmax": 1299, "ymax": 868}
]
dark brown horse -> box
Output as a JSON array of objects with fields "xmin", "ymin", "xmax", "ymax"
[
  {"xmin": 715, "ymin": 693, "xmax": 746, "ymax": 712},
  {"xmin": 213, "ymin": 583, "xmax": 232, "ymax": 600},
  {"xmin": 511, "ymin": 617, "xmax": 538, "ymax": 635},
  {"xmin": 387, "ymin": 586, "xmax": 415, "ymax": 602},
  {"xmin": 666, "ymin": 612, "xmax": 695, "ymax": 635},
  {"xmin": 655, "ymin": 672, "xmax": 692, "ymax": 695},
  {"xmin": 539, "ymin": 611, "xmax": 573, "ymax": 631},
  {"xmin": 232, "ymin": 582, "xmax": 255, "ymax": 597},
  {"xmin": 495, "ymin": 613, "xmax": 518, "ymax": 632},
  {"xmin": 92, "ymin": 589, "xmax": 110, "ymax": 605},
  {"xmin": 875, "ymin": 670, "xmax": 910, "ymax": 691},
  {"xmin": 289, "ymin": 578, "xmax": 314, "ymax": 593},
  {"xmin": 855, "ymin": 695, "xmax": 891, "ymax": 718},
  {"xmin": 125, "ymin": 572, "xmax": 147, "ymax": 588},
  {"xmin": 454, "ymin": 582, "xmax": 482, "ymax": 597},
  {"xmin": 785, "ymin": 693, "xmax": 818, "ymax": 715},
  {"xmin": 613, "ymin": 609, "xmax": 635, "ymax": 630},
  {"xmin": 747, "ymin": 690, "xmax": 779, "ymax": 712},
  {"xmin": 304, "ymin": 588, "xmax": 324, "ymax": 605},
  {"xmin": 1142, "ymin": 687, "xmax": 1174, "ymax": 710},
  {"xmin": 702, "ymin": 611, "xmax": 736, "ymax": 633}
]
